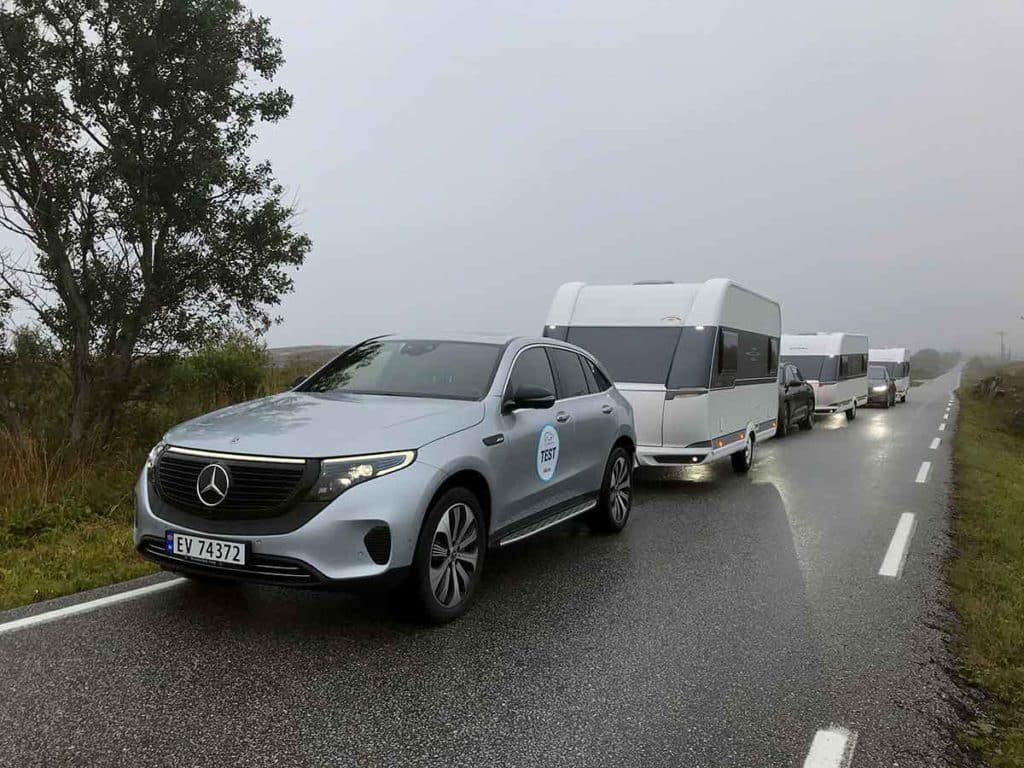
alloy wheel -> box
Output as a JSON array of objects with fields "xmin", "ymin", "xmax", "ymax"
[
  {"xmin": 428, "ymin": 502, "xmax": 479, "ymax": 608},
  {"xmin": 609, "ymin": 455, "xmax": 631, "ymax": 524}
]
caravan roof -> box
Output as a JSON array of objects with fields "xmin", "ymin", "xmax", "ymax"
[
  {"xmin": 869, "ymin": 347, "xmax": 911, "ymax": 363},
  {"xmin": 781, "ymin": 332, "xmax": 868, "ymax": 356},
  {"xmin": 546, "ymin": 278, "xmax": 780, "ymax": 335}
]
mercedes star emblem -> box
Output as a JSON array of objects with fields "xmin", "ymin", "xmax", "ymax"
[{"xmin": 196, "ymin": 463, "xmax": 230, "ymax": 507}]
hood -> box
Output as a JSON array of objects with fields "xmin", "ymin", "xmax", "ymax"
[{"xmin": 164, "ymin": 391, "xmax": 485, "ymax": 458}]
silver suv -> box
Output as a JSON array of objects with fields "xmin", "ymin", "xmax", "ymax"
[{"xmin": 135, "ymin": 334, "xmax": 636, "ymax": 622}]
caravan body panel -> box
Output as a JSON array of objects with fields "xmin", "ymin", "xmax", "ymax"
[
  {"xmin": 869, "ymin": 347, "xmax": 911, "ymax": 401},
  {"xmin": 544, "ymin": 279, "xmax": 781, "ymax": 467},
  {"xmin": 781, "ymin": 333, "xmax": 870, "ymax": 414}
]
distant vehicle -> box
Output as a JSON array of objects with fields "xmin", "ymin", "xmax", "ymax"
[
  {"xmin": 135, "ymin": 334, "xmax": 636, "ymax": 623},
  {"xmin": 867, "ymin": 365, "xmax": 897, "ymax": 408},
  {"xmin": 869, "ymin": 347, "xmax": 911, "ymax": 403},
  {"xmin": 543, "ymin": 278, "xmax": 781, "ymax": 473},
  {"xmin": 776, "ymin": 362, "xmax": 815, "ymax": 436},
  {"xmin": 780, "ymin": 332, "xmax": 870, "ymax": 421}
]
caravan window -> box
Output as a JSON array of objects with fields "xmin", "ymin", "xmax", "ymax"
[
  {"xmin": 666, "ymin": 327, "xmax": 717, "ymax": 389},
  {"xmin": 564, "ymin": 326, "xmax": 681, "ymax": 384},
  {"xmin": 711, "ymin": 330, "xmax": 739, "ymax": 388},
  {"xmin": 780, "ymin": 355, "xmax": 839, "ymax": 383}
]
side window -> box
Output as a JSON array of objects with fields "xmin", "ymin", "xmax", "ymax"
[
  {"xmin": 547, "ymin": 348, "xmax": 589, "ymax": 399},
  {"xmin": 507, "ymin": 347, "xmax": 555, "ymax": 397},
  {"xmin": 839, "ymin": 355, "xmax": 850, "ymax": 378},
  {"xmin": 713, "ymin": 330, "xmax": 739, "ymax": 387},
  {"xmin": 582, "ymin": 356, "xmax": 613, "ymax": 392},
  {"xmin": 769, "ymin": 337, "xmax": 779, "ymax": 377}
]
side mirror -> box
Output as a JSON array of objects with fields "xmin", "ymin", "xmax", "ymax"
[
  {"xmin": 503, "ymin": 385, "xmax": 556, "ymax": 411},
  {"xmin": 291, "ymin": 375, "xmax": 307, "ymax": 388}
]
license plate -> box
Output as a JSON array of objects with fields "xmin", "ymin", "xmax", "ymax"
[{"xmin": 165, "ymin": 531, "xmax": 246, "ymax": 565}]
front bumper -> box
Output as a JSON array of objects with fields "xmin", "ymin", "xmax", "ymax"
[{"xmin": 133, "ymin": 460, "xmax": 442, "ymax": 586}]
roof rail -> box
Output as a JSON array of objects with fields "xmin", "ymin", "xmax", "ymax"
[{"xmin": 632, "ymin": 280, "xmax": 674, "ymax": 285}]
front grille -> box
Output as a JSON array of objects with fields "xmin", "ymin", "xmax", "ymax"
[
  {"xmin": 139, "ymin": 537, "xmax": 319, "ymax": 585},
  {"xmin": 155, "ymin": 451, "xmax": 309, "ymax": 520}
]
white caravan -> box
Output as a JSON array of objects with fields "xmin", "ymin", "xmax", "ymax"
[
  {"xmin": 869, "ymin": 347, "xmax": 911, "ymax": 403},
  {"xmin": 780, "ymin": 333, "xmax": 869, "ymax": 420},
  {"xmin": 543, "ymin": 279, "xmax": 781, "ymax": 473}
]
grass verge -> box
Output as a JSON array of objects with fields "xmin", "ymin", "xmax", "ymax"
[{"xmin": 950, "ymin": 363, "xmax": 1024, "ymax": 765}]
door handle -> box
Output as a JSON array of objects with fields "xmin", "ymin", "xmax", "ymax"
[
  {"xmin": 601, "ymin": 405, "xmax": 614, "ymax": 414},
  {"xmin": 555, "ymin": 411, "xmax": 571, "ymax": 423}
]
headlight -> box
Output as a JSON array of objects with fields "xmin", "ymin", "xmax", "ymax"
[
  {"xmin": 872, "ymin": 385, "xmax": 887, "ymax": 392},
  {"xmin": 307, "ymin": 451, "xmax": 415, "ymax": 501},
  {"xmin": 146, "ymin": 441, "xmax": 166, "ymax": 470}
]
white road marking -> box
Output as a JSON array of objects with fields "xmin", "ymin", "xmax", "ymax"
[
  {"xmin": 939, "ymin": 423, "xmax": 946, "ymax": 431},
  {"xmin": 803, "ymin": 726, "xmax": 858, "ymax": 768},
  {"xmin": 879, "ymin": 513, "xmax": 917, "ymax": 578},
  {"xmin": 915, "ymin": 461, "xmax": 932, "ymax": 483},
  {"xmin": 930, "ymin": 438, "xmax": 941, "ymax": 450},
  {"xmin": 0, "ymin": 578, "xmax": 185, "ymax": 637},
  {"xmin": 943, "ymin": 413, "xmax": 949, "ymax": 421}
]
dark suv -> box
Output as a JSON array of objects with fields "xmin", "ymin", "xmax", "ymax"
[
  {"xmin": 777, "ymin": 363, "xmax": 815, "ymax": 437},
  {"xmin": 867, "ymin": 365, "xmax": 897, "ymax": 408}
]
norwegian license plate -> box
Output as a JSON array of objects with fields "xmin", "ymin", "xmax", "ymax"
[{"xmin": 165, "ymin": 531, "xmax": 246, "ymax": 566}]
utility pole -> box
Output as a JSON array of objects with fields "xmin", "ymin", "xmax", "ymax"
[{"xmin": 997, "ymin": 330, "xmax": 1007, "ymax": 361}]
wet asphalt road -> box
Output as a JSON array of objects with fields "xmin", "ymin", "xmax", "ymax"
[{"xmin": 0, "ymin": 368, "xmax": 971, "ymax": 768}]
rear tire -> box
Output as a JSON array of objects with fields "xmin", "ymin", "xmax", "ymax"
[
  {"xmin": 410, "ymin": 487, "xmax": 485, "ymax": 624},
  {"xmin": 799, "ymin": 400, "xmax": 815, "ymax": 430},
  {"xmin": 777, "ymin": 404, "xmax": 790, "ymax": 438},
  {"xmin": 845, "ymin": 401, "xmax": 858, "ymax": 421},
  {"xmin": 589, "ymin": 446, "xmax": 632, "ymax": 533},
  {"xmin": 731, "ymin": 433, "xmax": 754, "ymax": 474}
]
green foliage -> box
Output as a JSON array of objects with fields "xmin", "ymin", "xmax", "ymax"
[
  {"xmin": 174, "ymin": 334, "xmax": 270, "ymax": 403},
  {"xmin": 951, "ymin": 363, "xmax": 1024, "ymax": 766},
  {"xmin": 0, "ymin": 337, "xmax": 317, "ymax": 609},
  {"xmin": 911, "ymin": 348, "xmax": 960, "ymax": 381},
  {"xmin": 0, "ymin": 0, "xmax": 311, "ymax": 438}
]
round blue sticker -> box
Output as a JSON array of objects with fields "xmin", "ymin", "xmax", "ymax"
[{"xmin": 536, "ymin": 425, "xmax": 560, "ymax": 482}]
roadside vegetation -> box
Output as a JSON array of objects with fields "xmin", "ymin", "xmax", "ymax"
[
  {"xmin": 0, "ymin": 332, "xmax": 328, "ymax": 610},
  {"xmin": 910, "ymin": 348, "xmax": 961, "ymax": 383},
  {"xmin": 0, "ymin": 2, "xmax": 311, "ymax": 610},
  {"xmin": 951, "ymin": 358, "xmax": 1024, "ymax": 766}
]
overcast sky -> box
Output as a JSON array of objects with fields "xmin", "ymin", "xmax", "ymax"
[{"xmin": 8, "ymin": 2, "xmax": 1021, "ymax": 355}]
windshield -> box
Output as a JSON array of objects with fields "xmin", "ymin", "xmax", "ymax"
[
  {"xmin": 300, "ymin": 339, "xmax": 503, "ymax": 400},
  {"xmin": 780, "ymin": 354, "xmax": 839, "ymax": 383},
  {"xmin": 868, "ymin": 366, "xmax": 887, "ymax": 380}
]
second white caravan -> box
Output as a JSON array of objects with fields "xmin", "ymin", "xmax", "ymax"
[
  {"xmin": 780, "ymin": 333, "xmax": 869, "ymax": 420},
  {"xmin": 543, "ymin": 279, "xmax": 781, "ymax": 473},
  {"xmin": 869, "ymin": 347, "xmax": 911, "ymax": 403}
]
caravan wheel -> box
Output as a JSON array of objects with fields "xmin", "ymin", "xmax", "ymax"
[
  {"xmin": 845, "ymin": 401, "xmax": 857, "ymax": 421},
  {"xmin": 731, "ymin": 433, "xmax": 754, "ymax": 474}
]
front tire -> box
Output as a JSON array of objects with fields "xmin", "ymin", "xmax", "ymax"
[
  {"xmin": 411, "ymin": 488, "xmax": 485, "ymax": 624},
  {"xmin": 731, "ymin": 433, "xmax": 754, "ymax": 474},
  {"xmin": 882, "ymin": 392, "xmax": 891, "ymax": 409},
  {"xmin": 777, "ymin": 404, "xmax": 790, "ymax": 438},
  {"xmin": 845, "ymin": 401, "xmax": 858, "ymax": 421},
  {"xmin": 589, "ymin": 446, "xmax": 633, "ymax": 533}
]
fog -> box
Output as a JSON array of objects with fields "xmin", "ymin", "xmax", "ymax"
[{"xmin": 10, "ymin": 2, "xmax": 1024, "ymax": 356}]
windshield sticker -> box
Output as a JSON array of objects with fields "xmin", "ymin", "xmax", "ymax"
[{"xmin": 537, "ymin": 425, "xmax": 559, "ymax": 482}]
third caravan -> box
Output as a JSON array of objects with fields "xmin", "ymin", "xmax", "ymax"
[{"xmin": 543, "ymin": 279, "xmax": 781, "ymax": 474}]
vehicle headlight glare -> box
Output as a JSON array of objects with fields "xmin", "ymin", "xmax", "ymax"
[
  {"xmin": 309, "ymin": 451, "xmax": 415, "ymax": 501},
  {"xmin": 872, "ymin": 385, "xmax": 887, "ymax": 392}
]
